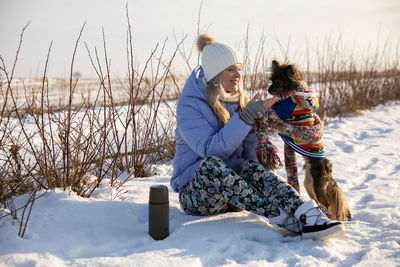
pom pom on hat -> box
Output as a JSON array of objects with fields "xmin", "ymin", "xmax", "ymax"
[
  {"xmin": 197, "ymin": 34, "xmax": 215, "ymax": 52},
  {"xmin": 197, "ymin": 33, "xmax": 242, "ymax": 82}
]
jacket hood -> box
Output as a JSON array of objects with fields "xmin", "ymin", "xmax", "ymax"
[{"xmin": 180, "ymin": 66, "xmax": 207, "ymax": 101}]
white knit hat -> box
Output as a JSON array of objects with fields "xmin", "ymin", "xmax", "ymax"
[{"xmin": 197, "ymin": 34, "xmax": 242, "ymax": 82}]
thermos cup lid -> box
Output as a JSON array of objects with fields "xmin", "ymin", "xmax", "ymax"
[{"xmin": 149, "ymin": 185, "xmax": 169, "ymax": 204}]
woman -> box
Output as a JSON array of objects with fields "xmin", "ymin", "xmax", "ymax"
[{"xmin": 171, "ymin": 34, "xmax": 344, "ymax": 240}]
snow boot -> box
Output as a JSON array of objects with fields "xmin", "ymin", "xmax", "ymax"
[
  {"xmin": 269, "ymin": 208, "xmax": 301, "ymax": 234},
  {"xmin": 294, "ymin": 200, "xmax": 345, "ymax": 240}
]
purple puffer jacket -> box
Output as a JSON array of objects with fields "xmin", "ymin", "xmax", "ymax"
[{"xmin": 170, "ymin": 66, "xmax": 258, "ymax": 192}]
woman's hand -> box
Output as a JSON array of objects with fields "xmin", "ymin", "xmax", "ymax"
[
  {"xmin": 240, "ymin": 93, "xmax": 280, "ymax": 125},
  {"xmin": 250, "ymin": 92, "xmax": 279, "ymax": 108}
]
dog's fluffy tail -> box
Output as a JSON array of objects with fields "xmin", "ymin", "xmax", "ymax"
[{"xmin": 327, "ymin": 183, "xmax": 351, "ymax": 221}]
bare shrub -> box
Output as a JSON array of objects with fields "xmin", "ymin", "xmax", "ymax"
[
  {"xmin": 84, "ymin": 6, "xmax": 182, "ymax": 181},
  {"xmin": 303, "ymin": 34, "xmax": 400, "ymax": 120}
]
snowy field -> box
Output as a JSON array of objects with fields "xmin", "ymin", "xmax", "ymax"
[
  {"xmin": 0, "ymin": 78, "xmax": 182, "ymax": 111},
  {"xmin": 0, "ymin": 102, "xmax": 400, "ymax": 267}
]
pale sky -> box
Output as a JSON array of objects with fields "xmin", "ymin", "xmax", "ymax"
[{"xmin": 1, "ymin": 0, "xmax": 399, "ymax": 78}]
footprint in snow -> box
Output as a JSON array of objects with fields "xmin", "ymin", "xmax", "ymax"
[
  {"xmin": 333, "ymin": 140, "xmax": 354, "ymax": 153},
  {"xmin": 361, "ymin": 158, "xmax": 379, "ymax": 170}
]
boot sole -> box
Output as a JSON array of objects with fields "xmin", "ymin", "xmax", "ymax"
[{"xmin": 301, "ymin": 223, "xmax": 345, "ymax": 240}]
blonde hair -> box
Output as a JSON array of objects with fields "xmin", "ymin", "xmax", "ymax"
[{"xmin": 205, "ymin": 73, "xmax": 249, "ymax": 125}]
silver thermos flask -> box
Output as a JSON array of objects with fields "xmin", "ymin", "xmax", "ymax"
[{"xmin": 148, "ymin": 185, "xmax": 169, "ymax": 240}]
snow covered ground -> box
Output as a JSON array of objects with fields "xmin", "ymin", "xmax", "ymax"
[{"xmin": 1, "ymin": 102, "xmax": 400, "ymax": 267}]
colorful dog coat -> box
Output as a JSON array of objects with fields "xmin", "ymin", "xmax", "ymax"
[{"xmin": 272, "ymin": 89, "xmax": 326, "ymax": 159}]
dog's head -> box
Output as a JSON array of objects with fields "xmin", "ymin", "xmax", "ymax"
[{"xmin": 268, "ymin": 60, "xmax": 306, "ymax": 97}]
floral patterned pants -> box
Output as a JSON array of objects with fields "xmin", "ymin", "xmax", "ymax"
[{"xmin": 179, "ymin": 156, "xmax": 305, "ymax": 218}]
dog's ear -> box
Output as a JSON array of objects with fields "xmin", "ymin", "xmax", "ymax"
[
  {"xmin": 285, "ymin": 65, "xmax": 296, "ymax": 78},
  {"xmin": 271, "ymin": 60, "xmax": 280, "ymax": 72}
]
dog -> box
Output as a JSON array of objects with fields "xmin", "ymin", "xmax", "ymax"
[{"xmin": 267, "ymin": 60, "xmax": 351, "ymax": 221}]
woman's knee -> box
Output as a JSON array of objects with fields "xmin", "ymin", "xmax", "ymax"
[
  {"xmin": 179, "ymin": 185, "xmax": 228, "ymax": 215},
  {"xmin": 239, "ymin": 159, "xmax": 269, "ymax": 175}
]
